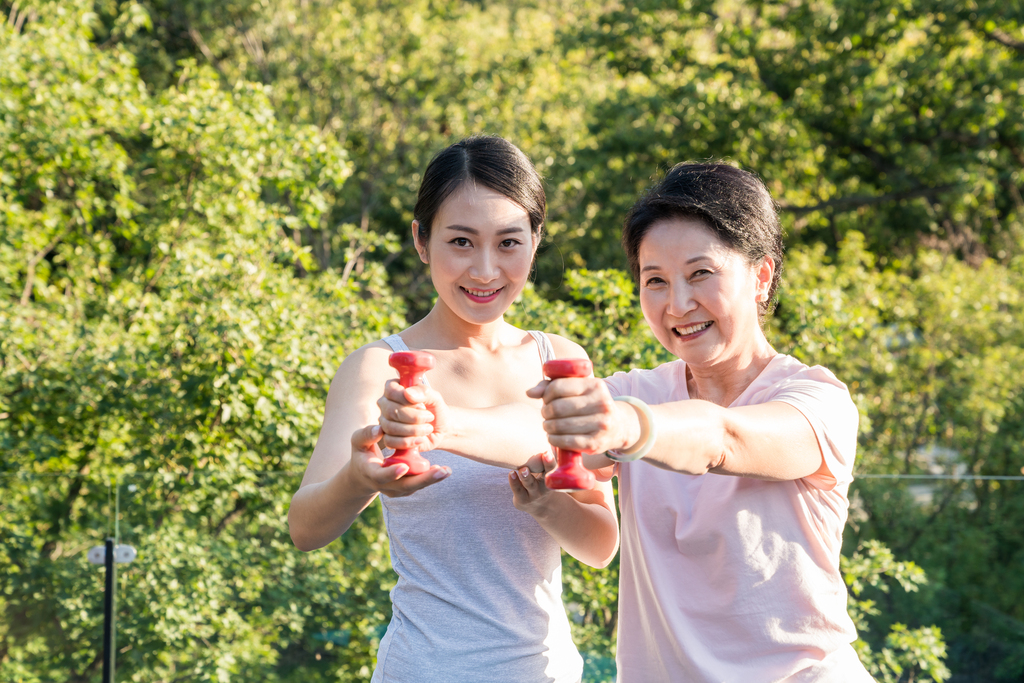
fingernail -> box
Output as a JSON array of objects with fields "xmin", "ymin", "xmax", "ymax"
[
  {"xmin": 432, "ymin": 468, "xmax": 449, "ymax": 480},
  {"xmin": 519, "ymin": 467, "xmax": 529, "ymax": 478},
  {"xmin": 372, "ymin": 425, "xmax": 381, "ymax": 436}
]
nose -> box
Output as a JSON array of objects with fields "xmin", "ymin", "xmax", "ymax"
[
  {"xmin": 666, "ymin": 280, "xmax": 697, "ymax": 317},
  {"xmin": 469, "ymin": 248, "xmax": 500, "ymax": 284}
]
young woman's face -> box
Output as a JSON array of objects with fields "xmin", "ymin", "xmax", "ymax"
[
  {"xmin": 415, "ymin": 183, "xmax": 537, "ymax": 326},
  {"xmin": 637, "ymin": 217, "xmax": 772, "ymax": 367}
]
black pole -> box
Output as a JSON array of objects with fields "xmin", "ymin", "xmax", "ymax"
[{"xmin": 102, "ymin": 538, "xmax": 116, "ymax": 683}]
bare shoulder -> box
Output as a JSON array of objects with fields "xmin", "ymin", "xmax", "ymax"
[
  {"xmin": 546, "ymin": 333, "xmax": 589, "ymax": 361},
  {"xmin": 330, "ymin": 339, "xmax": 400, "ymax": 389}
]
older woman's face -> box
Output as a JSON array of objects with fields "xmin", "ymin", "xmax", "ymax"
[{"xmin": 637, "ymin": 218, "xmax": 772, "ymax": 367}]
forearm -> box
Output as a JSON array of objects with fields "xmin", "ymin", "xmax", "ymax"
[
  {"xmin": 288, "ymin": 464, "xmax": 378, "ymax": 551},
  {"xmin": 529, "ymin": 493, "xmax": 619, "ymax": 568},
  {"xmin": 640, "ymin": 400, "xmax": 728, "ymax": 474},
  {"xmin": 443, "ymin": 404, "xmax": 552, "ymax": 470},
  {"xmin": 620, "ymin": 400, "xmax": 820, "ymax": 480}
]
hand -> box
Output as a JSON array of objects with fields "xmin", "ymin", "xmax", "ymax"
[
  {"xmin": 508, "ymin": 451, "xmax": 558, "ymax": 515},
  {"xmin": 376, "ymin": 379, "xmax": 453, "ymax": 453},
  {"xmin": 348, "ymin": 425, "xmax": 451, "ymax": 498},
  {"xmin": 527, "ymin": 377, "xmax": 640, "ymax": 456}
]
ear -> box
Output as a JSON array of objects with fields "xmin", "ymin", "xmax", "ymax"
[
  {"xmin": 754, "ymin": 256, "xmax": 774, "ymax": 302},
  {"xmin": 412, "ymin": 220, "xmax": 429, "ymax": 264}
]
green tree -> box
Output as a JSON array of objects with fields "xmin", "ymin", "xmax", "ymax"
[
  {"xmin": 6, "ymin": 0, "xmax": 1024, "ymax": 680},
  {"xmin": 0, "ymin": 3, "xmax": 404, "ymax": 680},
  {"xmin": 843, "ymin": 540, "xmax": 951, "ymax": 683}
]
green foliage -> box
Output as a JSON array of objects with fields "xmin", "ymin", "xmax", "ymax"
[
  {"xmin": 4, "ymin": 0, "xmax": 1024, "ymax": 680},
  {"xmin": 843, "ymin": 541, "xmax": 951, "ymax": 683},
  {"xmin": 774, "ymin": 232, "xmax": 1024, "ymax": 680},
  {"xmin": 508, "ymin": 269, "xmax": 674, "ymax": 378},
  {"xmin": 1, "ymin": 2, "xmax": 401, "ymax": 680}
]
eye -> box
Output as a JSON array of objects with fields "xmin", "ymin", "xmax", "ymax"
[
  {"xmin": 499, "ymin": 238, "xmax": 522, "ymax": 248},
  {"xmin": 643, "ymin": 276, "xmax": 666, "ymax": 287},
  {"xmin": 450, "ymin": 237, "xmax": 471, "ymax": 247},
  {"xmin": 690, "ymin": 268, "xmax": 712, "ymax": 279}
]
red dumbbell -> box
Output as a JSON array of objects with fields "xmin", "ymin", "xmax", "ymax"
[
  {"xmin": 542, "ymin": 359, "xmax": 596, "ymax": 491},
  {"xmin": 384, "ymin": 351, "xmax": 436, "ymax": 476}
]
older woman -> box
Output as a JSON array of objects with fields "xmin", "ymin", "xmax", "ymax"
[
  {"xmin": 381, "ymin": 162, "xmax": 874, "ymax": 681},
  {"xmin": 531, "ymin": 163, "xmax": 874, "ymax": 681}
]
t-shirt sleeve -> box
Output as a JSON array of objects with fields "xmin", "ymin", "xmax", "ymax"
[
  {"xmin": 767, "ymin": 367, "xmax": 860, "ymax": 490},
  {"xmin": 602, "ymin": 370, "xmax": 631, "ymax": 397}
]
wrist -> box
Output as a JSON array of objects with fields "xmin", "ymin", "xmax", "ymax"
[
  {"xmin": 341, "ymin": 458, "xmax": 380, "ymax": 499},
  {"xmin": 616, "ymin": 401, "xmax": 643, "ymax": 451},
  {"xmin": 607, "ymin": 396, "xmax": 657, "ymax": 462},
  {"xmin": 524, "ymin": 490, "xmax": 562, "ymax": 521}
]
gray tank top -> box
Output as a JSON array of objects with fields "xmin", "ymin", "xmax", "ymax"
[{"xmin": 371, "ymin": 332, "xmax": 583, "ymax": 683}]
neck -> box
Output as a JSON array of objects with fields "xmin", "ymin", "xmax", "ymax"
[
  {"xmin": 686, "ymin": 334, "xmax": 776, "ymax": 406},
  {"xmin": 405, "ymin": 299, "xmax": 510, "ymax": 352}
]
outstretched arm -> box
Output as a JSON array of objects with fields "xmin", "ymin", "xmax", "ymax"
[
  {"xmin": 533, "ymin": 376, "xmax": 823, "ymax": 480},
  {"xmin": 288, "ymin": 345, "xmax": 451, "ymax": 552},
  {"xmin": 377, "ymin": 380, "xmax": 552, "ymax": 470},
  {"xmin": 377, "ymin": 333, "xmax": 602, "ymax": 472}
]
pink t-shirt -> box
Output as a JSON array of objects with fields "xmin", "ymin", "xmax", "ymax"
[{"xmin": 606, "ymin": 354, "xmax": 875, "ymax": 683}]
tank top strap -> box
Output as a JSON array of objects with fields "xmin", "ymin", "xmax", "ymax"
[
  {"xmin": 527, "ymin": 330, "xmax": 556, "ymax": 365},
  {"xmin": 382, "ymin": 334, "xmax": 409, "ymax": 353}
]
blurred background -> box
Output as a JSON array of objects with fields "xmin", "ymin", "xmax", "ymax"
[{"xmin": 2, "ymin": 1, "xmax": 1023, "ymax": 681}]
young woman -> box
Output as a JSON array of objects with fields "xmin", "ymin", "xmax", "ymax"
[
  {"xmin": 287, "ymin": 136, "xmax": 618, "ymax": 683},
  {"xmin": 381, "ymin": 163, "xmax": 875, "ymax": 681}
]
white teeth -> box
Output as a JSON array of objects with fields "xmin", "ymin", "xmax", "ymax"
[
  {"xmin": 464, "ymin": 287, "xmax": 500, "ymax": 296},
  {"xmin": 674, "ymin": 322, "xmax": 711, "ymax": 336}
]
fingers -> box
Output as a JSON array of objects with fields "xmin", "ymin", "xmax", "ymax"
[
  {"xmin": 541, "ymin": 451, "xmax": 556, "ymax": 473},
  {"xmin": 536, "ymin": 379, "xmax": 614, "ymax": 435},
  {"xmin": 543, "ymin": 432, "xmax": 603, "ymax": 455},
  {"xmin": 509, "ymin": 466, "xmax": 546, "ymax": 496},
  {"xmin": 378, "ymin": 380, "xmax": 436, "ymax": 449},
  {"xmin": 538, "ymin": 380, "xmax": 620, "ymax": 455},
  {"xmin": 593, "ymin": 463, "xmax": 618, "ymax": 482},
  {"xmin": 379, "ymin": 432, "xmax": 432, "ymax": 452},
  {"xmin": 540, "ymin": 377, "xmax": 604, "ymax": 402},
  {"xmin": 523, "ymin": 451, "xmax": 555, "ymax": 474},
  {"xmin": 378, "ymin": 465, "xmax": 452, "ymax": 498},
  {"xmin": 382, "ymin": 379, "xmax": 430, "ymax": 406},
  {"xmin": 378, "ymin": 413, "xmax": 433, "ymax": 439},
  {"xmin": 377, "ymin": 391, "xmax": 434, "ymax": 426}
]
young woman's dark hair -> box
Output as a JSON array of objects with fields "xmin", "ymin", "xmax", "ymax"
[
  {"xmin": 622, "ymin": 162, "xmax": 785, "ymax": 317},
  {"xmin": 414, "ymin": 136, "xmax": 546, "ymax": 244}
]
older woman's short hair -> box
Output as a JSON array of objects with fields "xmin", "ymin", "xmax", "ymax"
[{"xmin": 622, "ymin": 162, "xmax": 785, "ymax": 317}]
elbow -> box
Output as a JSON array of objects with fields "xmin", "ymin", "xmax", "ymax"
[
  {"xmin": 288, "ymin": 520, "xmax": 313, "ymax": 552},
  {"xmin": 591, "ymin": 545, "xmax": 619, "ymax": 569},
  {"xmin": 289, "ymin": 529, "xmax": 318, "ymax": 553},
  {"xmin": 289, "ymin": 525, "xmax": 326, "ymax": 553},
  {"xmin": 287, "ymin": 501, "xmax": 321, "ymax": 553},
  {"xmin": 580, "ymin": 527, "xmax": 620, "ymax": 569}
]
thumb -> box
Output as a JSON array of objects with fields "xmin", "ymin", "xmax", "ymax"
[
  {"xmin": 351, "ymin": 424, "xmax": 384, "ymax": 451},
  {"xmin": 526, "ymin": 379, "xmax": 550, "ymax": 400}
]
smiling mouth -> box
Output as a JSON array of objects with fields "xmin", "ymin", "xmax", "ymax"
[
  {"xmin": 461, "ymin": 286, "xmax": 503, "ymax": 301},
  {"xmin": 673, "ymin": 321, "xmax": 712, "ymax": 338}
]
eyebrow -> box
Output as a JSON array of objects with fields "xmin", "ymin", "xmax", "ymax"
[
  {"xmin": 640, "ymin": 255, "xmax": 712, "ymax": 273},
  {"xmin": 443, "ymin": 225, "xmax": 527, "ymax": 236}
]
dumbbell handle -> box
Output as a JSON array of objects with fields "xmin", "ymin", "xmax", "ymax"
[
  {"xmin": 542, "ymin": 359, "xmax": 596, "ymax": 491},
  {"xmin": 384, "ymin": 351, "xmax": 436, "ymax": 476}
]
